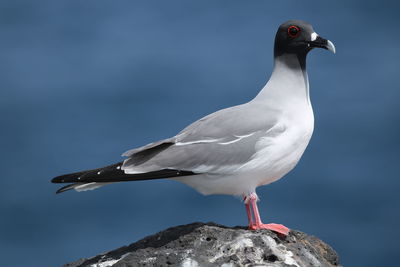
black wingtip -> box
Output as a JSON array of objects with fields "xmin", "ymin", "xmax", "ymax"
[
  {"xmin": 51, "ymin": 172, "xmax": 81, "ymax": 184},
  {"xmin": 52, "ymin": 176, "xmax": 65, "ymax": 184},
  {"xmin": 51, "ymin": 162, "xmax": 124, "ymax": 184},
  {"xmin": 51, "ymin": 161, "xmax": 198, "ymax": 192}
]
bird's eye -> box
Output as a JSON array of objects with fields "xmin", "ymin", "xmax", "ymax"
[{"xmin": 287, "ymin": 25, "xmax": 300, "ymax": 38}]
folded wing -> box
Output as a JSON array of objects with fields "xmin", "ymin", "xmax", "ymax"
[{"xmin": 52, "ymin": 101, "xmax": 280, "ymax": 193}]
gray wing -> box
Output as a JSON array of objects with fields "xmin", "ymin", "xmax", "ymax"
[{"xmin": 122, "ymin": 102, "xmax": 281, "ymax": 174}]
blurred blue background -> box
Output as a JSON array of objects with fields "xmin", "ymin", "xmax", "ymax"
[{"xmin": 1, "ymin": 0, "xmax": 399, "ymax": 266}]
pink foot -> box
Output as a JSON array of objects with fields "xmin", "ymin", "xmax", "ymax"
[
  {"xmin": 244, "ymin": 193, "xmax": 290, "ymax": 236},
  {"xmin": 249, "ymin": 223, "xmax": 290, "ymax": 236}
]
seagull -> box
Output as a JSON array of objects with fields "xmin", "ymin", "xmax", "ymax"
[{"xmin": 52, "ymin": 20, "xmax": 335, "ymax": 236}]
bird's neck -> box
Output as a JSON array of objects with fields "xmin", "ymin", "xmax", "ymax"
[{"xmin": 254, "ymin": 53, "xmax": 311, "ymax": 107}]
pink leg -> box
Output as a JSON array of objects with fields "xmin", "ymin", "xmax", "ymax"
[
  {"xmin": 245, "ymin": 199, "xmax": 254, "ymax": 227},
  {"xmin": 245, "ymin": 193, "xmax": 289, "ymax": 236}
]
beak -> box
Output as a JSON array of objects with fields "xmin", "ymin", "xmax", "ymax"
[{"xmin": 308, "ymin": 36, "xmax": 336, "ymax": 54}]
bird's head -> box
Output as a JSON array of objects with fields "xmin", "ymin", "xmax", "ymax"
[{"xmin": 274, "ymin": 20, "xmax": 335, "ymax": 57}]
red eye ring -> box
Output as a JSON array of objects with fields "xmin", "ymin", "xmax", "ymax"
[{"xmin": 287, "ymin": 25, "xmax": 300, "ymax": 38}]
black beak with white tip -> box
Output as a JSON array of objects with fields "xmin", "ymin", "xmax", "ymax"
[{"xmin": 307, "ymin": 36, "xmax": 336, "ymax": 54}]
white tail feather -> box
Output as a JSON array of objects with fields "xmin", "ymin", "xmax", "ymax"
[{"xmin": 74, "ymin": 182, "xmax": 114, "ymax": 192}]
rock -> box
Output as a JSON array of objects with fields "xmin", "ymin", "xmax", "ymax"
[{"xmin": 65, "ymin": 222, "xmax": 340, "ymax": 267}]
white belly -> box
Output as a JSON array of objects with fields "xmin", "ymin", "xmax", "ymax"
[{"xmin": 174, "ymin": 109, "xmax": 314, "ymax": 196}]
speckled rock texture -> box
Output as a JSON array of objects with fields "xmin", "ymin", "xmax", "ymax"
[{"xmin": 65, "ymin": 222, "xmax": 340, "ymax": 267}]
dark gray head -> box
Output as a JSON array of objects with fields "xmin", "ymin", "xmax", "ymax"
[{"xmin": 274, "ymin": 20, "xmax": 335, "ymax": 58}]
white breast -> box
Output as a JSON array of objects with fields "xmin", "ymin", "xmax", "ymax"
[
  {"xmin": 243, "ymin": 105, "xmax": 314, "ymax": 187},
  {"xmin": 174, "ymin": 109, "xmax": 314, "ymax": 197},
  {"xmin": 174, "ymin": 53, "xmax": 315, "ymax": 196},
  {"xmin": 237, "ymin": 53, "xmax": 315, "ymax": 190}
]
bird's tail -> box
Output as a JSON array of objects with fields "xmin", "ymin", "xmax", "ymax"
[
  {"xmin": 51, "ymin": 161, "xmax": 196, "ymax": 193},
  {"xmin": 55, "ymin": 182, "xmax": 114, "ymax": 194}
]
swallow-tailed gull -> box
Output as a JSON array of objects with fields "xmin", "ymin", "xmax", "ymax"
[{"xmin": 52, "ymin": 20, "xmax": 335, "ymax": 235}]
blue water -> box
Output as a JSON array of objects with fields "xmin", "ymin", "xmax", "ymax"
[{"xmin": 1, "ymin": 1, "xmax": 399, "ymax": 266}]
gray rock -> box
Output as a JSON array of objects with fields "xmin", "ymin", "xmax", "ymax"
[{"xmin": 65, "ymin": 222, "xmax": 340, "ymax": 267}]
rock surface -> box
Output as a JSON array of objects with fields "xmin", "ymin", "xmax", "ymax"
[{"xmin": 65, "ymin": 222, "xmax": 340, "ymax": 267}]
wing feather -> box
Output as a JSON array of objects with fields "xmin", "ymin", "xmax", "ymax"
[{"xmin": 122, "ymin": 103, "xmax": 280, "ymax": 174}]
